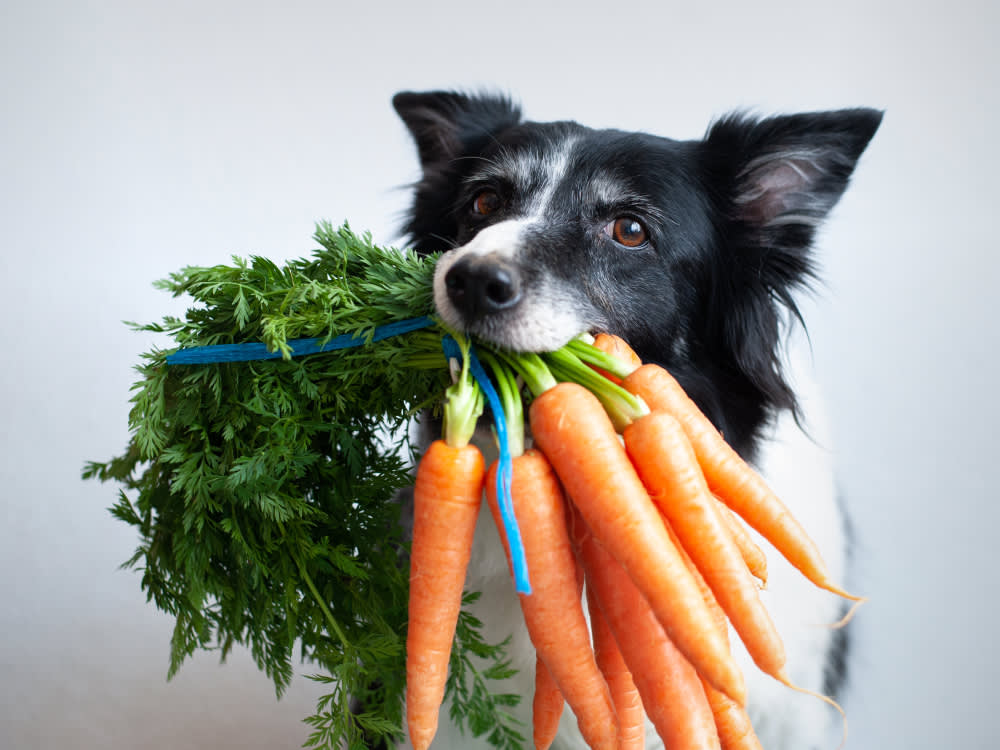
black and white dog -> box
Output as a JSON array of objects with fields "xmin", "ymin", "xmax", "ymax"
[{"xmin": 392, "ymin": 90, "xmax": 881, "ymax": 750}]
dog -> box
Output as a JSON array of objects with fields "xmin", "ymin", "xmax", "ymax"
[{"xmin": 390, "ymin": 90, "xmax": 881, "ymax": 750}]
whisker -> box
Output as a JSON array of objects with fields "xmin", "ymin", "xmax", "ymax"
[{"xmin": 427, "ymin": 233, "xmax": 459, "ymax": 250}]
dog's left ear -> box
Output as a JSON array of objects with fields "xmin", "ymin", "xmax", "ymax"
[
  {"xmin": 393, "ymin": 90, "xmax": 522, "ymax": 171},
  {"xmin": 393, "ymin": 91, "xmax": 522, "ymax": 250}
]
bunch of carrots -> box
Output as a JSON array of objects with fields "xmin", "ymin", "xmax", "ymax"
[{"xmin": 406, "ymin": 332, "xmax": 862, "ymax": 750}]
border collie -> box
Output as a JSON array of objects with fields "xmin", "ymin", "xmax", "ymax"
[{"xmin": 391, "ymin": 90, "xmax": 881, "ymax": 750}]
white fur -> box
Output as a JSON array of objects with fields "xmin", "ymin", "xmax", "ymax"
[
  {"xmin": 425, "ymin": 334, "xmax": 847, "ymax": 750},
  {"xmin": 523, "ymin": 140, "xmax": 577, "ymax": 218},
  {"xmin": 433, "ymin": 219, "xmax": 594, "ymax": 352},
  {"xmin": 464, "ymin": 139, "xmax": 578, "ymax": 219}
]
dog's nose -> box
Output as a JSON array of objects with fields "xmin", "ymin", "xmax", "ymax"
[{"xmin": 444, "ymin": 256, "xmax": 521, "ymax": 321}]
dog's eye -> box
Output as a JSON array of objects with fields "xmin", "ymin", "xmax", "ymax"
[
  {"xmin": 471, "ymin": 190, "xmax": 502, "ymax": 216},
  {"xmin": 606, "ymin": 217, "xmax": 648, "ymax": 248}
]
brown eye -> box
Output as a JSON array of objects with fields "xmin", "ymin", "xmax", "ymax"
[
  {"xmin": 606, "ymin": 217, "xmax": 648, "ymax": 248},
  {"xmin": 472, "ymin": 190, "xmax": 502, "ymax": 216}
]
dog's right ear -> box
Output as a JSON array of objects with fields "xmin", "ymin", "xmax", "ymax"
[{"xmin": 393, "ymin": 91, "xmax": 522, "ymax": 170}]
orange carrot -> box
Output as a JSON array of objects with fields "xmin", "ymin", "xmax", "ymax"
[
  {"xmin": 485, "ymin": 451, "xmax": 618, "ymax": 750},
  {"xmin": 529, "ymin": 382, "xmax": 744, "ymax": 705},
  {"xmin": 666, "ymin": 512, "xmax": 764, "ymax": 750},
  {"xmin": 593, "ymin": 333, "xmax": 642, "ymax": 368},
  {"xmin": 574, "ymin": 510, "xmax": 720, "ymax": 750},
  {"xmin": 530, "ymin": 510, "xmax": 589, "ymax": 750},
  {"xmin": 586, "ymin": 587, "xmax": 646, "ymax": 750},
  {"xmin": 624, "ymin": 412, "xmax": 788, "ymax": 682},
  {"xmin": 623, "ymin": 363, "xmax": 858, "ymax": 601},
  {"xmin": 591, "ymin": 332, "xmax": 643, "ymax": 373},
  {"xmin": 715, "ymin": 497, "xmax": 768, "ymax": 586},
  {"xmin": 663, "ymin": 517, "xmax": 725, "ymax": 637},
  {"xmin": 533, "ymin": 656, "xmax": 564, "ymax": 750},
  {"xmin": 663, "ymin": 454, "xmax": 849, "ymax": 745},
  {"xmin": 703, "ymin": 685, "xmax": 764, "ymax": 750},
  {"xmin": 405, "ymin": 440, "xmax": 485, "ymax": 750},
  {"xmin": 589, "ymin": 332, "xmax": 643, "ymax": 383}
]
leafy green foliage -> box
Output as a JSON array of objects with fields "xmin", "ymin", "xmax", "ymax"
[{"xmin": 84, "ymin": 224, "xmax": 522, "ymax": 749}]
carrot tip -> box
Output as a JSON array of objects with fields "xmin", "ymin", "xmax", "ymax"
[
  {"xmin": 776, "ymin": 671, "xmax": 849, "ymax": 750},
  {"xmin": 818, "ymin": 579, "xmax": 865, "ymax": 602},
  {"xmin": 813, "ymin": 596, "xmax": 868, "ymax": 630}
]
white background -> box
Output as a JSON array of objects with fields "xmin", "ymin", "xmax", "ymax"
[{"xmin": 2, "ymin": 1, "xmax": 997, "ymax": 748}]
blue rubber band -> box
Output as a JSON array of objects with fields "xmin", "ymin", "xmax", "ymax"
[
  {"xmin": 165, "ymin": 315, "xmax": 435, "ymax": 365},
  {"xmin": 442, "ymin": 337, "xmax": 531, "ymax": 594}
]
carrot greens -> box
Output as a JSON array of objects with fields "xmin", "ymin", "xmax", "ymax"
[{"xmin": 83, "ymin": 224, "xmax": 518, "ymax": 750}]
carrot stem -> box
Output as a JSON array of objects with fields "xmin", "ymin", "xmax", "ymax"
[
  {"xmin": 494, "ymin": 349, "xmax": 557, "ymax": 398},
  {"xmin": 441, "ymin": 333, "xmax": 483, "ymax": 447},
  {"xmin": 542, "ymin": 347, "xmax": 648, "ymax": 430},
  {"xmin": 481, "ymin": 352, "xmax": 524, "ymax": 458},
  {"xmin": 564, "ymin": 337, "xmax": 636, "ymax": 380},
  {"xmin": 298, "ymin": 557, "xmax": 350, "ymax": 650},
  {"xmin": 281, "ymin": 518, "xmax": 350, "ymax": 650}
]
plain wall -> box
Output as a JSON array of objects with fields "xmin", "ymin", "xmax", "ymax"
[{"xmin": 2, "ymin": 1, "xmax": 998, "ymax": 748}]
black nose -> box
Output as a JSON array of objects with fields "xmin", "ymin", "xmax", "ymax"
[{"xmin": 444, "ymin": 256, "xmax": 521, "ymax": 321}]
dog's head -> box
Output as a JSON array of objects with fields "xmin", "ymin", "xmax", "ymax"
[{"xmin": 394, "ymin": 91, "xmax": 880, "ymax": 450}]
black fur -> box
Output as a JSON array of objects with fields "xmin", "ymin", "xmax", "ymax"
[
  {"xmin": 394, "ymin": 90, "xmax": 882, "ymax": 460},
  {"xmin": 385, "ymin": 92, "xmax": 880, "ymax": 749}
]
